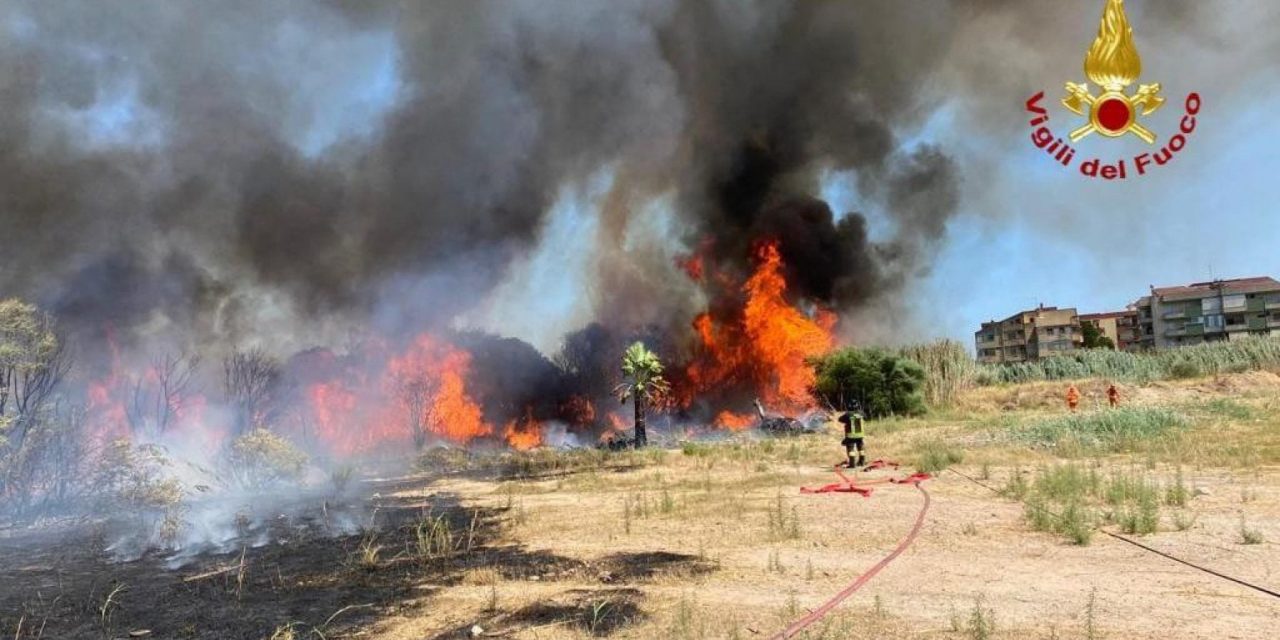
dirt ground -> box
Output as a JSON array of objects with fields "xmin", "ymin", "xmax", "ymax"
[{"xmin": 2, "ymin": 373, "xmax": 1279, "ymax": 639}]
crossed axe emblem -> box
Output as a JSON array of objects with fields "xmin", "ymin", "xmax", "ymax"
[{"xmin": 1062, "ymin": 82, "xmax": 1166, "ymax": 144}]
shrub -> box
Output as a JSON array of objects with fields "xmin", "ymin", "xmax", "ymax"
[
  {"xmin": 225, "ymin": 429, "xmax": 308, "ymax": 489},
  {"xmin": 92, "ymin": 439, "xmax": 187, "ymax": 543},
  {"xmin": 809, "ymin": 348, "xmax": 926, "ymax": 418},
  {"xmin": 1239, "ymin": 517, "xmax": 1264, "ymax": 545}
]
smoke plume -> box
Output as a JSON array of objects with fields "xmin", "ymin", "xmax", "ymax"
[{"xmin": 0, "ymin": 0, "xmax": 970, "ymax": 360}]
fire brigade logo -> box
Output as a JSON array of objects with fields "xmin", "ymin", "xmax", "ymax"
[
  {"xmin": 1062, "ymin": 0, "xmax": 1163, "ymax": 143},
  {"xmin": 1022, "ymin": 0, "xmax": 1201, "ymax": 180}
]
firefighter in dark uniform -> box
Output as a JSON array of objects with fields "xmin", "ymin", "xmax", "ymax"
[{"xmin": 839, "ymin": 407, "xmax": 867, "ymax": 468}]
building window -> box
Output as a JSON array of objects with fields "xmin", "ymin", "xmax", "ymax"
[
  {"xmin": 1204, "ymin": 314, "xmax": 1224, "ymax": 330},
  {"xmin": 1202, "ymin": 298, "xmax": 1222, "ymax": 313},
  {"xmin": 1224, "ymin": 294, "xmax": 1246, "ymax": 310},
  {"xmin": 1226, "ymin": 315, "xmax": 1246, "ymax": 327}
]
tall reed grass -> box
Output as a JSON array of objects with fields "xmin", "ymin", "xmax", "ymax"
[
  {"xmin": 978, "ymin": 336, "xmax": 1280, "ymax": 385},
  {"xmin": 897, "ymin": 340, "xmax": 978, "ymax": 408}
]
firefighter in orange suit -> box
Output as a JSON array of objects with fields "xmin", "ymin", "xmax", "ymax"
[
  {"xmin": 1107, "ymin": 384, "xmax": 1120, "ymax": 408},
  {"xmin": 1066, "ymin": 385, "xmax": 1081, "ymax": 412}
]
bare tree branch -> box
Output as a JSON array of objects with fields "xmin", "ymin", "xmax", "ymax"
[{"xmin": 223, "ymin": 348, "xmax": 280, "ymax": 436}]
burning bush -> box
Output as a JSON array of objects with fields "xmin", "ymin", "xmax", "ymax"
[
  {"xmin": 224, "ymin": 429, "xmax": 309, "ymax": 490},
  {"xmin": 809, "ymin": 348, "xmax": 926, "ymax": 418}
]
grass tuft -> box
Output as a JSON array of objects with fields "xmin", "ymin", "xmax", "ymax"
[
  {"xmin": 912, "ymin": 438, "xmax": 965, "ymax": 473},
  {"xmin": 1018, "ymin": 407, "xmax": 1188, "ymax": 454},
  {"xmin": 1239, "ymin": 517, "xmax": 1265, "ymax": 545}
]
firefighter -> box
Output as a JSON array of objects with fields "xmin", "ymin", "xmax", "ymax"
[
  {"xmin": 1107, "ymin": 383, "xmax": 1120, "ymax": 408},
  {"xmin": 1066, "ymin": 384, "xmax": 1081, "ymax": 413},
  {"xmin": 839, "ymin": 407, "xmax": 867, "ymax": 468}
]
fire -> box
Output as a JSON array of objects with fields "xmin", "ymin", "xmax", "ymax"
[
  {"xmin": 675, "ymin": 253, "xmax": 705, "ymax": 281},
  {"xmin": 75, "ymin": 240, "xmax": 841, "ymax": 455},
  {"xmin": 713, "ymin": 410, "xmax": 754, "ymax": 431},
  {"xmin": 600, "ymin": 412, "xmax": 629, "ymax": 442},
  {"xmin": 297, "ymin": 332, "xmax": 517, "ymax": 454},
  {"xmin": 742, "ymin": 242, "xmax": 836, "ymax": 408},
  {"xmin": 382, "ymin": 333, "xmax": 494, "ymax": 445},
  {"xmin": 308, "ymin": 380, "xmax": 363, "ymax": 451},
  {"xmin": 86, "ymin": 332, "xmax": 130, "ymax": 442},
  {"xmin": 682, "ymin": 239, "xmax": 836, "ymax": 414},
  {"xmin": 560, "ymin": 395, "xmax": 596, "ymax": 427},
  {"xmin": 503, "ymin": 407, "xmax": 543, "ymax": 451}
]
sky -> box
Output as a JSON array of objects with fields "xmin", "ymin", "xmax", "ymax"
[
  {"xmin": 914, "ymin": 1, "xmax": 1280, "ymax": 342},
  {"xmin": 5, "ymin": 0, "xmax": 1280, "ymax": 356},
  {"xmin": 467, "ymin": 0, "xmax": 1280, "ymax": 349}
]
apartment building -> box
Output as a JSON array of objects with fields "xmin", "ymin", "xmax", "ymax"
[
  {"xmin": 975, "ymin": 305, "xmax": 1083, "ymax": 364},
  {"xmin": 1133, "ymin": 277, "xmax": 1280, "ymax": 348},
  {"xmin": 1079, "ymin": 309, "xmax": 1140, "ymax": 351}
]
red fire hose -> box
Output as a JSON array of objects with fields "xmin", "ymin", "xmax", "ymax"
[{"xmin": 775, "ymin": 464, "xmax": 932, "ymax": 639}]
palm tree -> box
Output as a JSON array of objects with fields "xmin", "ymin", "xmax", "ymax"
[{"xmin": 615, "ymin": 342, "xmax": 669, "ymax": 448}]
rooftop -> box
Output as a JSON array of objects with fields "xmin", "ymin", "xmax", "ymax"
[
  {"xmin": 979, "ymin": 305, "xmax": 1076, "ymax": 329},
  {"xmin": 1151, "ymin": 277, "xmax": 1280, "ymax": 301},
  {"xmin": 1079, "ymin": 310, "xmax": 1137, "ymax": 321}
]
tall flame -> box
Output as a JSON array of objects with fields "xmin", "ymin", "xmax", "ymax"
[
  {"xmin": 743, "ymin": 242, "xmax": 837, "ymax": 408},
  {"xmin": 683, "ymin": 240, "xmax": 835, "ymax": 414},
  {"xmin": 1085, "ymin": 0, "xmax": 1141, "ymax": 90}
]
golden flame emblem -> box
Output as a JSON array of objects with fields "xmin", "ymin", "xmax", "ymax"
[{"xmin": 1062, "ymin": 0, "xmax": 1165, "ymax": 143}]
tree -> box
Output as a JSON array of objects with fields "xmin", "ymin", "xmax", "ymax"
[
  {"xmin": 0, "ymin": 299, "xmax": 72, "ymax": 511},
  {"xmin": 393, "ymin": 374, "xmax": 432, "ymax": 450},
  {"xmin": 614, "ymin": 342, "xmax": 668, "ymax": 448},
  {"xmin": 809, "ymin": 348, "xmax": 926, "ymax": 419},
  {"xmin": 223, "ymin": 348, "xmax": 280, "ymax": 436},
  {"xmin": 0, "ymin": 299, "xmax": 70, "ymax": 451},
  {"xmin": 128, "ymin": 352, "xmax": 200, "ymax": 438},
  {"xmin": 1081, "ymin": 323, "xmax": 1116, "ymax": 350}
]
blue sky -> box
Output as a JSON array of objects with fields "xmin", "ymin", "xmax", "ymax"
[{"xmin": 918, "ymin": 81, "xmax": 1280, "ymax": 342}]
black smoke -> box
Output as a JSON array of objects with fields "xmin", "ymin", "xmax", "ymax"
[{"xmin": 0, "ymin": 0, "xmax": 967, "ymax": 364}]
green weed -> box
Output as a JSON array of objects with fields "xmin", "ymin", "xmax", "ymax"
[
  {"xmin": 912, "ymin": 438, "xmax": 965, "ymax": 473},
  {"xmin": 1018, "ymin": 407, "xmax": 1189, "ymax": 454}
]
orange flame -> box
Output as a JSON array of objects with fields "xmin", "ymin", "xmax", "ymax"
[
  {"xmin": 503, "ymin": 407, "xmax": 543, "ymax": 451},
  {"xmin": 683, "ymin": 240, "xmax": 835, "ymax": 414},
  {"xmin": 385, "ymin": 334, "xmax": 493, "ymax": 444},
  {"xmin": 713, "ymin": 410, "xmax": 755, "ymax": 431}
]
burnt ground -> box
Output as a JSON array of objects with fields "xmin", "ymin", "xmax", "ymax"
[
  {"xmin": 0, "ymin": 473, "xmax": 556, "ymax": 640},
  {"xmin": 0, "ymin": 489, "xmax": 484, "ymax": 639},
  {"xmin": 0, "ymin": 470, "xmax": 717, "ymax": 640}
]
